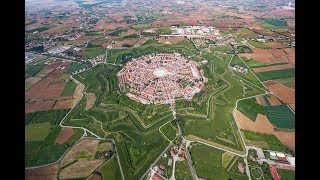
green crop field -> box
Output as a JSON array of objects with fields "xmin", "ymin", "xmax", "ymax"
[
  {"xmin": 265, "ymin": 105, "xmax": 295, "ymax": 129},
  {"xmin": 248, "ymin": 40, "xmax": 271, "ymax": 49},
  {"xmin": 25, "ymin": 64, "xmax": 46, "ymax": 78},
  {"xmin": 237, "ymin": 98, "xmax": 265, "ymax": 121},
  {"xmin": 262, "ymin": 18, "xmax": 287, "ymax": 26},
  {"xmin": 98, "ymin": 156, "xmax": 122, "ymax": 180},
  {"xmin": 175, "ymin": 160, "xmax": 192, "ymax": 179},
  {"xmin": 256, "ymin": 68, "xmax": 295, "ymax": 81},
  {"xmin": 237, "ymin": 28, "xmax": 257, "ymax": 37},
  {"xmin": 67, "ymin": 62, "xmax": 87, "ymax": 74},
  {"xmin": 25, "ymin": 122, "xmax": 51, "ymax": 141},
  {"xmin": 33, "ymin": 144, "xmax": 68, "ymax": 166},
  {"xmin": 274, "ymin": 77, "xmax": 295, "ymax": 89},
  {"xmin": 61, "ymin": 80, "xmax": 77, "ymax": 96},
  {"xmin": 242, "ymin": 130, "xmax": 291, "ymax": 153},
  {"xmin": 277, "ymin": 169, "xmax": 295, "ymax": 180},
  {"xmin": 160, "ymin": 122, "xmax": 177, "ymax": 141}
]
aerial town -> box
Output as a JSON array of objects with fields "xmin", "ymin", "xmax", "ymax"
[
  {"xmin": 25, "ymin": 0, "xmax": 295, "ymax": 180},
  {"xmin": 118, "ymin": 53, "xmax": 205, "ymax": 104}
]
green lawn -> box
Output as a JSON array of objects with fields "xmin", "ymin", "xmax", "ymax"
[
  {"xmin": 237, "ymin": 98, "xmax": 265, "ymax": 121},
  {"xmin": 256, "ymin": 68, "xmax": 295, "ymax": 81},
  {"xmin": 25, "ymin": 122, "xmax": 51, "ymax": 141},
  {"xmin": 265, "ymin": 105, "xmax": 295, "ymax": 129},
  {"xmin": 98, "ymin": 156, "xmax": 122, "ymax": 180},
  {"xmin": 277, "ymin": 169, "xmax": 295, "ymax": 180},
  {"xmin": 61, "ymin": 80, "xmax": 77, "ymax": 96},
  {"xmin": 160, "ymin": 122, "xmax": 177, "ymax": 141}
]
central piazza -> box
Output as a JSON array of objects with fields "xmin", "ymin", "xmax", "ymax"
[{"xmin": 117, "ymin": 53, "xmax": 206, "ymax": 104}]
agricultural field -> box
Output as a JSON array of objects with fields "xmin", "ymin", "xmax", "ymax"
[
  {"xmin": 242, "ymin": 130, "xmax": 291, "ymax": 153},
  {"xmin": 256, "ymin": 68, "xmax": 295, "ymax": 81},
  {"xmin": 210, "ymin": 45, "xmax": 233, "ymax": 53},
  {"xmin": 248, "ymin": 40, "xmax": 271, "ymax": 49},
  {"xmin": 67, "ymin": 62, "xmax": 87, "ymax": 74},
  {"xmin": 61, "ymin": 80, "xmax": 77, "ymax": 96},
  {"xmin": 237, "ymin": 98, "xmax": 265, "ymax": 121},
  {"xmin": 265, "ymin": 105, "xmax": 295, "ymax": 129},
  {"xmin": 277, "ymin": 169, "xmax": 295, "ymax": 180},
  {"xmin": 189, "ymin": 143, "xmax": 248, "ymax": 179},
  {"xmin": 98, "ymin": 156, "xmax": 122, "ymax": 180}
]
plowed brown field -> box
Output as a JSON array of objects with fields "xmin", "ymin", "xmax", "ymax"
[
  {"xmin": 25, "ymin": 163, "xmax": 59, "ymax": 180},
  {"xmin": 53, "ymin": 99, "xmax": 74, "ymax": 109},
  {"xmin": 54, "ymin": 128, "xmax": 75, "ymax": 144},
  {"xmin": 252, "ymin": 64, "xmax": 294, "ymax": 73},
  {"xmin": 264, "ymin": 81, "xmax": 295, "ymax": 111},
  {"xmin": 25, "ymin": 100, "xmax": 55, "ymax": 113}
]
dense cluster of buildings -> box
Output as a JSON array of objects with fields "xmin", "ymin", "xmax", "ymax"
[
  {"xmin": 230, "ymin": 65, "xmax": 248, "ymax": 73},
  {"xmin": 118, "ymin": 53, "xmax": 206, "ymax": 104},
  {"xmin": 171, "ymin": 26, "xmax": 220, "ymax": 36}
]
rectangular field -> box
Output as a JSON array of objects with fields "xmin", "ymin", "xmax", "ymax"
[
  {"xmin": 252, "ymin": 64, "xmax": 294, "ymax": 73},
  {"xmin": 256, "ymin": 68, "xmax": 295, "ymax": 81},
  {"xmin": 265, "ymin": 105, "xmax": 295, "ymax": 129},
  {"xmin": 25, "ymin": 122, "xmax": 51, "ymax": 141},
  {"xmin": 25, "ymin": 100, "xmax": 56, "ymax": 113},
  {"xmin": 61, "ymin": 80, "xmax": 77, "ymax": 96},
  {"xmin": 237, "ymin": 98, "xmax": 265, "ymax": 121}
]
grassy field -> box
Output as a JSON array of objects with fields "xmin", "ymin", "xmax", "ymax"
[
  {"xmin": 61, "ymin": 80, "xmax": 77, "ymax": 96},
  {"xmin": 265, "ymin": 105, "xmax": 295, "ymax": 129},
  {"xmin": 158, "ymin": 27, "xmax": 172, "ymax": 34},
  {"xmin": 211, "ymin": 45, "xmax": 233, "ymax": 53},
  {"xmin": 25, "ymin": 122, "xmax": 51, "ymax": 141},
  {"xmin": 175, "ymin": 160, "xmax": 192, "ymax": 179},
  {"xmin": 274, "ymin": 77, "xmax": 295, "ymax": 89},
  {"xmin": 33, "ymin": 144, "xmax": 68, "ymax": 166},
  {"xmin": 98, "ymin": 156, "xmax": 122, "ymax": 180},
  {"xmin": 189, "ymin": 143, "xmax": 227, "ymax": 179},
  {"xmin": 81, "ymin": 47, "xmax": 105, "ymax": 59},
  {"xmin": 160, "ymin": 122, "xmax": 177, "ymax": 141},
  {"xmin": 248, "ymin": 40, "xmax": 271, "ymax": 49},
  {"xmin": 242, "ymin": 130, "xmax": 291, "ymax": 152},
  {"xmin": 237, "ymin": 98, "xmax": 265, "ymax": 121},
  {"xmin": 25, "ymin": 109, "xmax": 69, "ymax": 125},
  {"xmin": 256, "ymin": 68, "xmax": 295, "ymax": 81},
  {"xmin": 277, "ymin": 169, "xmax": 295, "ymax": 180},
  {"xmin": 67, "ymin": 62, "xmax": 87, "ymax": 74}
]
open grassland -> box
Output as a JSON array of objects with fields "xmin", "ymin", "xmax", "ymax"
[
  {"xmin": 277, "ymin": 169, "xmax": 295, "ymax": 180},
  {"xmin": 211, "ymin": 45, "xmax": 233, "ymax": 53},
  {"xmin": 25, "ymin": 122, "xmax": 51, "ymax": 141},
  {"xmin": 256, "ymin": 68, "xmax": 295, "ymax": 82},
  {"xmin": 25, "ymin": 109, "xmax": 69, "ymax": 125},
  {"xmin": 189, "ymin": 143, "xmax": 248, "ymax": 179},
  {"xmin": 175, "ymin": 160, "xmax": 192, "ymax": 179},
  {"xmin": 265, "ymin": 105, "xmax": 295, "ymax": 129},
  {"xmin": 237, "ymin": 98, "xmax": 265, "ymax": 121},
  {"xmin": 67, "ymin": 62, "xmax": 87, "ymax": 74},
  {"xmin": 61, "ymin": 80, "xmax": 77, "ymax": 96},
  {"xmin": 81, "ymin": 47, "xmax": 105, "ymax": 59},
  {"xmin": 98, "ymin": 156, "xmax": 122, "ymax": 180},
  {"xmin": 160, "ymin": 122, "xmax": 177, "ymax": 141}
]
